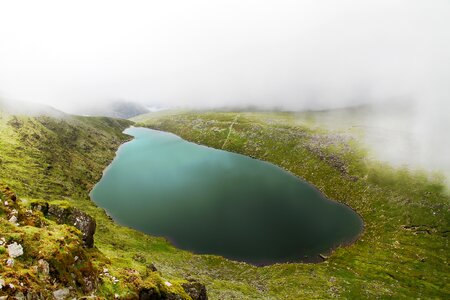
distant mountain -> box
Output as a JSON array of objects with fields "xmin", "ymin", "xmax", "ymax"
[{"xmin": 76, "ymin": 100, "xmax": 149, "ymax": 119}]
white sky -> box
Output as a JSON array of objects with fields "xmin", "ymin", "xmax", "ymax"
[
  {"xmin": 1, "ymin": 0, "xmax": 450, "ymax": 180},
  {"xmin": 0, "ymin": 0, "xmax": 449, "ymax": 113}
]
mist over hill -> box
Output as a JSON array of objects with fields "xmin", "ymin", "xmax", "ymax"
[
  {"xmin": 0, "ymin": 98, "xmax": 67, "ymax": 118},
  {"xmin": 72, "ymin": 100, "xmax": 149, "ymax": 119}
]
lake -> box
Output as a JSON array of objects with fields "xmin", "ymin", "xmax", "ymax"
[{"xmin": 91, "ymin": 127, "xmax": 363, "ymax": 265}]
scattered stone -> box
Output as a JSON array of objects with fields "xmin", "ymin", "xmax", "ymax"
[
  {"xmin": 6, "ymin": 258, "xmax": 14, "ymax": 267},
  {"xmin": 0, "ymin": 278, "xmax": 5, "ymax": 289},
  {"xmin": 53, "ymin": 288, "xmax": 70, "ymax": 300},
  {"xmin": 38, "ymin": 259, "xmax": 50, "ymax": 275},
  {"xmin": 4, "ymin": 201, "xmax": 8, "ymax": 206},
  {"xmin": 8, "ymin": 215, "xmax": 18, "ymax": 225},
  {"xmin": 164, "ymin": 281, "xmax": 172, "ymax": 287},
  {"xmin": 7, "ymin": 242, "xmax": 23, "ymax": 258}
]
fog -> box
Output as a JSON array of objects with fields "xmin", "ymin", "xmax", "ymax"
[{"xmin": 0, "ymin": 1, "xmax": 449, "ymax": 180}]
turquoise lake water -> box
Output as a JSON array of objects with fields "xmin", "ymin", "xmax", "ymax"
[{"xmin": 91, "ymin": 127, "xmax": 363, "ymax": 265}]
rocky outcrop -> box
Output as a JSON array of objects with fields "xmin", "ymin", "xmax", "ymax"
[
  {"xmin": 181, "ymin": 280, "xmax": 208, "ymax": 300},
  {"xmin": 31, "ymin": 202, "xmax": 96, "ymax": 248}
]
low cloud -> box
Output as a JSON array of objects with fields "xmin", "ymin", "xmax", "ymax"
[{"xmin": 0, "ymin": 0, "xmax": 449, "ymax": 177}]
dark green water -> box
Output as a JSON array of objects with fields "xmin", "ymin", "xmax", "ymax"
[{"xmin": 91, "ymin": 127, "xmax": 363, "ymax": 265}]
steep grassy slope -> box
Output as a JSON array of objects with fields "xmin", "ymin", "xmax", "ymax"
[
  {"xmin": 0, "ymin": 111, "xmax": 201, "ymax": 299},
  {"xmin": 134, "ymin": 111, "xmax": 450, "ymax": 299},
  {"xmin": 0, "ymin": 113, "xmax": 132, "ymax": 198}
]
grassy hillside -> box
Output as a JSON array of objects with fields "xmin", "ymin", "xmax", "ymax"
[
  {"xmin": 1, "ymin": 107, "xmax": 448, "ymax": 299},
  {"xmin": 134, "ymin": 111, "xmax": 450, "ymax": 299},
  {"xmin": 0, "ymin": 110, "xmax": 203, "ymax": 299}
]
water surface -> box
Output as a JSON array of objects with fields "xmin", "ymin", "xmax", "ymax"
[{"xmin": 91, "ymin": 127, "xmax": 362, "ymax": 265}]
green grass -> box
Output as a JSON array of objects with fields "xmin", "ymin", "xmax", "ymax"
[
  {"xmin": 134, "ymin": 111, "xmax": 450, "ymax": 299},
  {"xmin": 0, "ymin": 108, "xmax": 448, "ymax": 299},
  {"xmin": 0, "ymin": 111, "xmax": 194, "ymax": 298}
]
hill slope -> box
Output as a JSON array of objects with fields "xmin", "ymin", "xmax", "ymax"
[{"xmin": 0, "ymin": 110, "xmax": 205, "ymax": 299}]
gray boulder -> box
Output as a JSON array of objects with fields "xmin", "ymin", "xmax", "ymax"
[{"xmin": 53, "ymin": 288, "xmax": 70, "ymax": 300}]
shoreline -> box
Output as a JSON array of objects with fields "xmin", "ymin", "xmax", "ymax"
[{"xmin": 90, "ymin": 125, "xmax": 364, "ymax": 267}]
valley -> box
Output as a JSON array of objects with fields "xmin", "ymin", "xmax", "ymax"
[{"xmin": 1, "ymin": 108, "xmax": 448, "ymax": 298}]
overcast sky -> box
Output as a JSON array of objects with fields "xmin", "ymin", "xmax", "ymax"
[
  {"xmin": 1, "ymin": 0, "xmax": 449, "ymax": 113},
  {"xmin": 1, "ymin": 0, "xmax": 449, "ymax": 180}
]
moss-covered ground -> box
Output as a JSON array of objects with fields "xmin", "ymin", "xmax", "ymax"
[{"xmin": 0, "ymin": 108, "xmax": 448, "ymax": 299}]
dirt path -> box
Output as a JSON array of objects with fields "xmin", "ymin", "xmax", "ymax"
[{"xmin": 222, "ymin": 114, "xmax": 239, "ymax": 149}]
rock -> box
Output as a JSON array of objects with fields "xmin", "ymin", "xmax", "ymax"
[
  {"xmin": 30, "ymin": 201, "xmax": 49, "ymax": 215},
  {"xmin": 66, "ymin": 208, "xmax": 96, "ymax": 248},
  {"xmin": 146, "ymin": 263, "xmax": 158, "ymax": 272},
  {"xmin": 32, "ymin": 203, "xmax": 96, "ymax": 248},
  {"xmin": 181, "ymin": 281, "xmax": 208, "ymax": 300},
  {"xmin": 7, "ymin": 242, "xmax": 23, "ymax": 258},
  {"xmin": 0, "ymin": 278, "xmax": 5, "ymax": 289},
  {"xmin": 82, "ymin": 275, "xmax": 97, "ymax": 293},
  {"xmin": 6, "ymin": 258, "xmax": 14, "ymax": 267},
  {"xmin": 53, "ymin": 288, "xmax": 70, "ymax": 300},
  {"xmin": 164, "ymin": 281, "xmax": 172, "ymax": 287},
  {"xmin": 38, "ymin": 259, "xmax": 50, "ymax": 275},
  {"xmin": 0, "ymin": 296, "xmax": 7, "ymax": 300},
  {"xmin": 8, "ymin": 215, "xmax": 18, "ymax": 224}
]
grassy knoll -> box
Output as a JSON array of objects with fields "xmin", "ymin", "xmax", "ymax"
[
  {"xmin": 0, "ymin": 107, "xmax": 448, "ymax": 299},
  {"xmin": 134, "ymin": 111, "xmax": 450, "ymax": 299}
]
